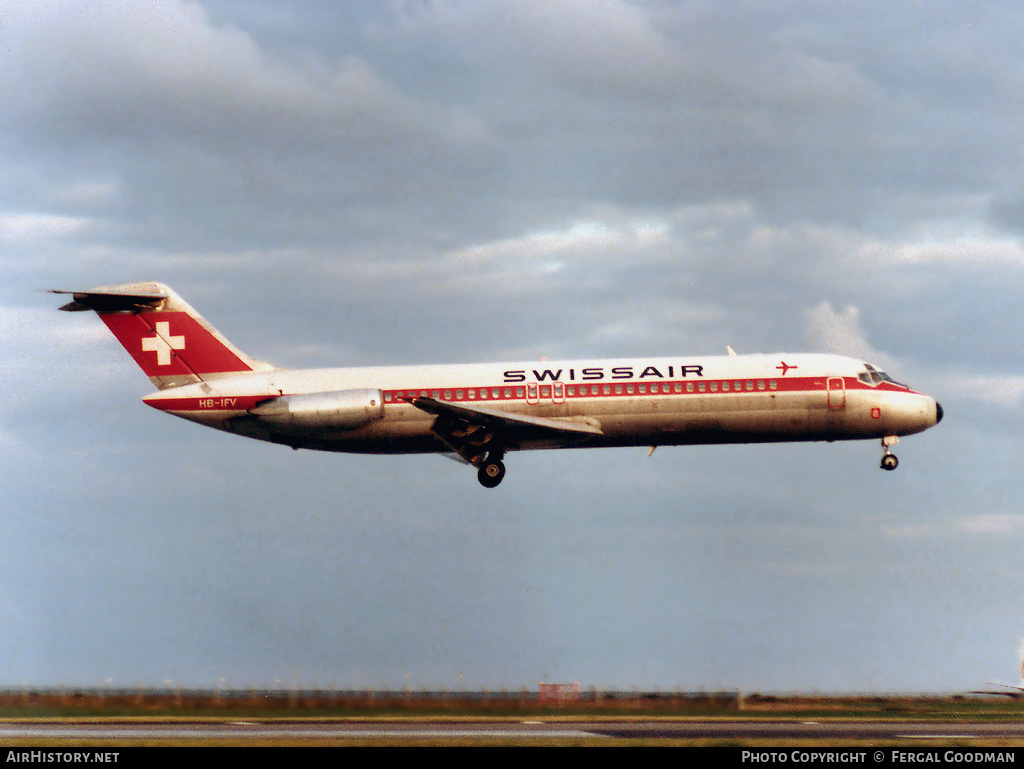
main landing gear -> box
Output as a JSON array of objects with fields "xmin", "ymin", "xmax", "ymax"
[
  {"xmin": 430, "ymin": 413, "xmax": 509, "ymax": 488},
  {"xmin": 464, "ymin": 429, "xmax": 506, "ymax": 488},
  {"xmin": 477, "ymin": 452, "xmax": 506, "ymax": 488},
  {"xmin": 880, "ymin": 436, "xmax": 899, "ymax": 471}
]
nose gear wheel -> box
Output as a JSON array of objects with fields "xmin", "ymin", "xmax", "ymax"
[{"xmin": 880, "ymin": 436, "xmax": 899, "ymax": 471}]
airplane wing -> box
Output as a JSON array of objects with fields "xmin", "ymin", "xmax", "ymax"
[
  {"xmin": 403, "ymin": 396, "xmax": 602, "ymax": 463},
  {"xmin": 406, "ymin": 396, "xmax": 603, "ymax": 437}
]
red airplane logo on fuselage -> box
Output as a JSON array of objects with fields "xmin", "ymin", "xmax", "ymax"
[{"xmin": 776, "ymin": 361, "xmax": 798, "ymax": 375}]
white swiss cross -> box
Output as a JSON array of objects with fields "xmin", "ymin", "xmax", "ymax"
[{"xmin": 141, "ymin": 321, "xmax": 185, "ymax": 366}]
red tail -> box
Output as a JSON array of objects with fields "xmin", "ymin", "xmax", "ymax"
[
  {"xmin": 54, "ymin": 282, "xmax": 274, "ymax": 389},
  {"xmin": 99, "ymin": 311, "xmax": 254, "ymax": 378}
]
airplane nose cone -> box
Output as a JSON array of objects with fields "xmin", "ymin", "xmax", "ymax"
[{"xmin": 935, "ymin": 401, "xmax": 944, "ymax": 424}]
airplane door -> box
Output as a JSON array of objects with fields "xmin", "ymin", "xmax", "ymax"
[
  {"xmin": 528, "ymin": 382, "xmax": 564, "ymax": 405},
  {"xmin": 827, "ymin": 377, "xmax": 846, "ymax": 409}
]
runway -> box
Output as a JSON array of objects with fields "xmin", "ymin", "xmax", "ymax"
[{"xmin": 3, "ymin": 718, "xmax": 1024, "ymax": 744}]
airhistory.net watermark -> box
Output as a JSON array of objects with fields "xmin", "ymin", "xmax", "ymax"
[{"xmin": 5, "ymin": 753, "xmax": 119, "ymax": 763}]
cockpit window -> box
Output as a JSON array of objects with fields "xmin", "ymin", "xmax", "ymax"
[{"xmin": 858, "ymin": 363, "xmax": 906, "ymax": 388}]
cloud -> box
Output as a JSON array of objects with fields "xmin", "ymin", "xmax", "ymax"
[
  {"xmin": 450, "ymin": 220, "xmax": 669, "ymax": 267},
  {"xmin": 859, "ymin": 235, "xmax": 1024, "ymax": 267},
  {"xmin": 803, "ymin": 302, "xmax": 878, "ymax": 360},
  {"xmin": 5, "ymin": 1, "xmax": 457, "ymax": 145},
  {"xmin": 935, "ymin": 373, "xmax": 1024, "ymax": 408},
  {"xmin": 0, "ymin": 305, "xmax": 110, "ymax": 356},
  {"xmin": 7, "ymin": 0, "xmax": 1024, "ymax": 261},
  {"xmin": 0, "ymin": 214, "xmax": 90, "ymax": 244},
  {"xmin": 883, "ymin": 514, "xmax": 1024, "ymax": 539},
  {"xmin": 0, "ymin": 304, "xmax": 130, "ymax": 405},
  {"xmin": 1, "ymin": 0, "xmax": 492, "ymax": 250},
  {"xmin": 387, "ymin": 0, "xmax": 680, "ymax": 92},
  {"xmin": 765, "ymin": 560, "xmax": 857, "ymax": 577},
  {"xmin": 958, "ymin": 514, "xmax": 1024, "ymax": 534}
]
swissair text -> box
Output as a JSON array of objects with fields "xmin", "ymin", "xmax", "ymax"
[{"xmin": 503, "ymin": 364, "xmax": 705, "ymax": 383}]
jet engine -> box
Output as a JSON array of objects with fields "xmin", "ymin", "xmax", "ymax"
[{"xmin": 249, "ymin": 389, "xmax": 384, "ymax": 431}]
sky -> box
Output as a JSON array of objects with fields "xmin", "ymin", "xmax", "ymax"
[{"xmin": 1, "ymin": 0, "xmax": 1022, "ymax": 694}]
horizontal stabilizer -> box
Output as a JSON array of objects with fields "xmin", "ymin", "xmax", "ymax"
[{"xmin": 50, "ymin": 287, "xmax": 168, "ymax": 313}]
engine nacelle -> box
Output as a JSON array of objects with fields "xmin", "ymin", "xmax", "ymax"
[{"xmin": 249, "ymin": 388, "xmax": 385, "ymax": 431}]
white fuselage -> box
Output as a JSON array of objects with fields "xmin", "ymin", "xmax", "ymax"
[{"xmin": 143, "ymin": 352, "xmax": 941, "ymax": 455}]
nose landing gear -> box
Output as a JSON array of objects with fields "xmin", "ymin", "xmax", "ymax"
[{"xmin": 880, "ymin": 436, "xmax": 899, "ymax": 471}]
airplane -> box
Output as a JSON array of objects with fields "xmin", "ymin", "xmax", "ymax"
[
  {"xmin": 52, "ymin": 282, "xmax": 943, "ymax": 488},
  {"xmin": 971, "ymin": 640, "xmax": 1024, "ymax": 698}
]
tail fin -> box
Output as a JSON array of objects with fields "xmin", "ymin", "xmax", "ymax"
[{"xmin": 52, "ymin": 281, "xmax": 274, "ymax": 389}]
